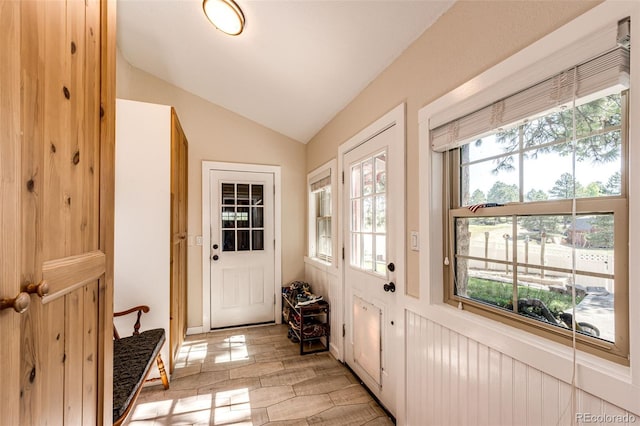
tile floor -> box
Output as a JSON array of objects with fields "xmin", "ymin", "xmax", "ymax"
[{"xmin": 127, "ymin": 324, "xmax": 395, "ymax": 425}]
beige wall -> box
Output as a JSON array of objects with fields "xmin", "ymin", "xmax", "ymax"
[
  {"xmin": 305, "ymin": 0, "xmax": 601, "ymax": 297},
  {"xmin": 117, "ymin": 51, "xmax": 306, "ymax": 328}
]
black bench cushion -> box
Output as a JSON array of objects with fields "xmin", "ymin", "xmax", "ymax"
[{"xmin": 113, "ymin": 328, "xmax": 166, "ymax": 422}]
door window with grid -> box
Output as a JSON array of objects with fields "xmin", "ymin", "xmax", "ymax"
[
  {"xmin": 350, "ymin": 151, "xmax": 387, "ymax": 275},
  {"xmin": 221, "ymin": 183, "xmax": 264, "ymax": 252}
]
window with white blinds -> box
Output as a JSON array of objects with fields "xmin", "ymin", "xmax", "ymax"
[
  {"xmin": 440, "ymin": 19, "xmax": 631, "ymax": 364},
  {"xmin": 431, "ymin": 47, "xmax": 630, "ymax": 152}
]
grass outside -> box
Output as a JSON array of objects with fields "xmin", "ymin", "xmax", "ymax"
[{"xmin": 466, "ymin": 277, "xmax": 583, "ymax": 314}]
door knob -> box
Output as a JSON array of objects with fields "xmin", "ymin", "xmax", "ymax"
[
  {"xmin": 387, "ymin": 263, "xmax": 395, "ymax": 272},
  {"xmin": 383, "ymin": 282, "xmax": 396, "ymax": 293},
  {"xmin": 0, "ymin": 292, "xmax": 31, "ymax": 314},
  {"xmin": 25, "ymin": 280, "xmax": 50, "ymax": 298},
  {"xmin": 212, "ymin": 255, "xmax": 219, "ymax": 261}
]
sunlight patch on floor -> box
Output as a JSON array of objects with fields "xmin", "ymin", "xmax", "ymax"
[
  {"xmin": 213, "ymin": 388, "xmax": 253, "ymax": 425},
  {"xmin": 129, "ymin": 389, "xmax": 256, "ymax": 425},
  {"xmin": 175, "ymin": 339, "xmax": 209, "ymax": 368},
  {"xmin": 129, "ymin": 394, "xmax": 213, "ymax": 424},
  {"xmin": 213, "ymin": 335, "xmax": 250, "ymax": 364},
  {"xmin": 175, "ymin": 334, "xmax": 251, "ymax": 368}
]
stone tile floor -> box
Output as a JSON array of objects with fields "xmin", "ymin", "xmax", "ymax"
[{"xmin": 127, "ymin": 324, "xmax": 394, "ymax": 425}]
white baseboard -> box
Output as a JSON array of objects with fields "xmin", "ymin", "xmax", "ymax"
[
  {"xmin": 330, "ymin": 343, "xmax": 342, "ymax": 362},
  {"xmin": 186, "ymin": 326, "xmax": 204, "ymax": 335}
]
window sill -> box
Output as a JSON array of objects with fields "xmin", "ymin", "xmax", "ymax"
[{"xmin": 304, "ymin": 256, "xmax": 338, "ymax": 275}]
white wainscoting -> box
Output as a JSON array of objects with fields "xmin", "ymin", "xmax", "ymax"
[
  {"xmin": 304, "ymin": 257, "xmax": 341, "ymax": 358},
  {"xmin": 405, "ymin": 309, "xmax": 636, "ymax": 426}
]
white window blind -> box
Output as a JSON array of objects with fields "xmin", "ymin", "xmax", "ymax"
[
  {"xmin": 310, "ymin": 169, "xmax": 331, "ymax": 192},
  {"xmin": 430, "ymin": 47, "xmax": 630, "ymax": 152}
]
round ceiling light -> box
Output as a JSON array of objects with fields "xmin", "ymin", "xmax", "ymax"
[{"xmin": 203, "ymin": 0, "xmax": 245, "ymax": 36}]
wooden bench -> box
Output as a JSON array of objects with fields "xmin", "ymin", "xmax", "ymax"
[{"xmin": 113, "ymin": 305, "xmax": 170, "ymax": 426}]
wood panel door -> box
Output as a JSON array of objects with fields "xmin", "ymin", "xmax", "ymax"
[
  {"xmin": 170, "ymin": 108, "xmax": 188, "ymax": 372},
  {"xmin": 0, "ymin": 0, "xmax": 116, "ymax": 424}
]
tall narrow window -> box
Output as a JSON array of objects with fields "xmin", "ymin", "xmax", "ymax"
[
  {"xmin": 315, "ymin": 187, "xmax": 332, "ymax": 262},
  {"xmin": 433, "ymin": 42, "xmax": 630, "ymax": 363},
  {"xmin": 309, "ymin": 166, "xmax": 333, "ymax": 263}
]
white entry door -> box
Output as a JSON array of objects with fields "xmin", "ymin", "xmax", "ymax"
[
  {"xmin": 210, "ymin": 170, "xmax": 275, "ymax": 328},
  {"xmin": 343, "ymin": 122, "xmax": 403, "ymax": 416}
]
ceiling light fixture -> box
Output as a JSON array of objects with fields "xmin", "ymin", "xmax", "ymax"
[{"xmin": 203, "ymin": 0, "xmax": 245, "ymax": 36}]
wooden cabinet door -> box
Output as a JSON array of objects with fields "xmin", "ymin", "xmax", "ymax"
[
  {"xmin": 170, "ymin": 109, "xmax": 188, "ymax": 372},
  {"xmin": 0, "ymin": 0, "xmax": 116, "ymax": 424},
  {"xmin": 0, "ymin": 2, "xmax": 25, "ymax": 421}
]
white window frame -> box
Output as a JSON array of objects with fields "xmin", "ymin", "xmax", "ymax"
[
  {"xmin": 417, "ymin": 0, "xmax": 640, "ymax": 413},
  {"xmin": 308, "ymin": 159, "xmax": 337, "ymax": 267}
]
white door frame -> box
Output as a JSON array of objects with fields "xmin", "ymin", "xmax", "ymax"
[
  {"xmin": 202, "ymin": 161, "xmax": 282, "ymax": 330},
  {"xmin": 337, "ymin": 103, "xmax": 406, "ymax": 422}
]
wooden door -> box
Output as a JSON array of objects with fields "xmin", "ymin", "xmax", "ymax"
[
  {"xmin": 170, "ymin": 108, "xmax": 188, "ymax": 372},
  {"xmin": 0, "ymin": 2, "xmax": 25, "ymax": 422},
  {"xmin": 0, "ymin": 0, "xmax": 116, "ymax": 424}
]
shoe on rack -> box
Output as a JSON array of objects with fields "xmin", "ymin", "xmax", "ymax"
[{"xmin": 295, "ymin": 295, "xmax": 323, "ymax": 307}]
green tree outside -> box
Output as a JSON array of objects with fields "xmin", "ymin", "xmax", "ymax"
[
  {"xmin": 470, "ymin": 189, "xmax": 487, "ymax": 205},
  {"xmin": 487, "ymin": 181, "xmax": 518, "ymax": 204}
]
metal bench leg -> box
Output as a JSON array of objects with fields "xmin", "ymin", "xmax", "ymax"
[{"xmin": 156, "ymin": 354, "xmax": 170, "ymax": 390}]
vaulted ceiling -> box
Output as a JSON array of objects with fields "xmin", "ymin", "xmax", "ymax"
[{"xmin": 117, "ymin": 0, "xmax": 455, "ymax": 142}]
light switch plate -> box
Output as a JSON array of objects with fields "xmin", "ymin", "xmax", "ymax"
[{"xmin": 410, "ymin": 231, "xmax": 419, "ymax": 251}]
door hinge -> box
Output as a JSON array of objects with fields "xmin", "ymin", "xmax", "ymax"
[
  {"xmin": 342, "ymin": 247, "xmax": 345, "ymax": 260},
  {"xmin": 342, "ymin": 323, "xmax": 345, "ymax": 337},
  {"xmin": 342, "ymin": 171, "xmax": 344, "ymax": 184},
  {"xmin": 274, "ymin": 239, "xmax": 276, "ymax": 249},
  {"xmin": 274, "ymin": 294, "xmax": 276, "ymax": 305}
]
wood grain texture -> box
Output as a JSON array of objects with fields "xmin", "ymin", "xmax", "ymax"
[
  {"xmin": 19, "ymin": 1, "xmax": 69, "ymax": 421},
  {"xmin": 42, "ymin": 0, "xmax": 68, "ymax": 263},
  {"xmin": 41, "ymin": 251, "xmax": 106, "ymax": 302},
  {"xmin": 169, "ymin": 108, "xmax": 188, "ymax": 373},
  {"xmin": 68, "ymin": 0, "xmax": 85, "ymax": 258},
  {"xmin": 84, "ymin": 0, "xmax": 101, "ymax": 255},
  {"xmin": 0, "ymin": 1, "xmax": 23, "ymax": 422},
  {"xmin": 3, "ymin": 0, "xmax": 116, "ymax": 423},
  {"xmin": 64, "ymin": 286, "xmax": 85, "ymax": 425},
  {"xmin": 19, "ymin": 0, "xmax": 45, "ymax": 288},
  {"xmin": 83, "ymin": 281, "xmax": 99, "ymax": 425},
  {"xmin": 180, "ymin": 122, "xmax": 188, "ymax": 369},
  {"xmin": 98, "ymin": 0, "xmax": 117, "ymax": 423},
  {"xmin": 16, "ymin": 7, "xmax": 44, "ymax": 420}
]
